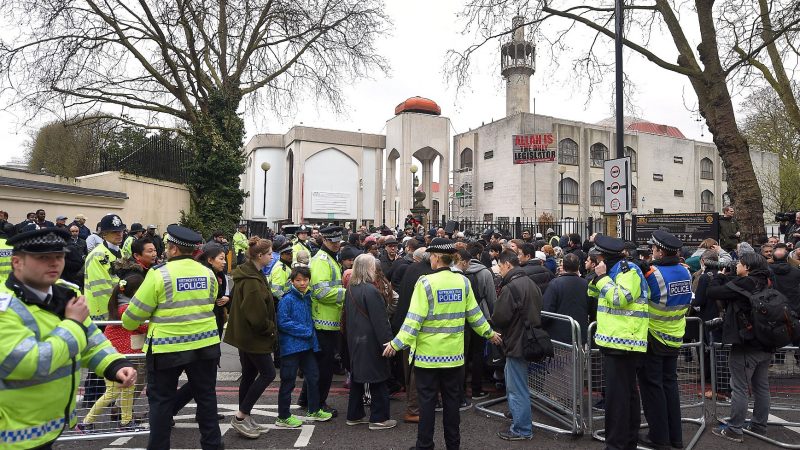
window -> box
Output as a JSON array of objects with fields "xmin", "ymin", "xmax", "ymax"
[
  {"xmin": 701, "ymin": 190, "xmax": 715, "ymax": 212},
  {"xmin": 674, "ymin": 156, "xmax": 684, "ymax": 164},
  {"xmin": 654, "ymin": 208, "xmax": 664, "ymax": 214},
  {"xmin": 432, "ymin": 200, "xmax": 440, "ymax": 220},
  {"xmin": 484, "ymin": 182, "xmax": 494, "ymax": 190},
  {"xmin": 460, "ymin": 148, "xmax": 473, "ymax": 170},
  {"xmin": 624, "ymin": 146, "xmax": 637, "ymax": 172},
  {"xmin": 701, "ymin": 157, "xmax": 714, "ymax": 180},
  {"xmin": 591, "ymin": 180, "xmax": 605, "ymax": 206},
  {"xmin": 559, "ymin": 177, "xmax": 579, "ymax": 204},
  {"xmin": 483, "ymin": 213, "xmax": 494, "ymax": 221},
  {"xmin": 590, "ymin": 143, "xmax": 608, "ymax": 168},
  {"xmin": 558, "ymin": 138, "xmax": 579, "ymax": 165},
  {"xmin": 653, "ymin": 173, "xmax": 664, "ymax": 181},
  {"xmin": 723, "ymin": 192, "xmax": 731, "ymax": 206},
  {"xmin": 484, "ymin": 150, "xmax": 494, "ymax": 160},
  {"xmin": 457, "ymin": 182, "xmax": 473, "ymax": 207},
  {"xmin": 631, "ymin": 185, "xmax": 638, "ymax": 208},
  {"xmin": 674, "ymin": 190, "xmax": 684, "ymax": 197}
]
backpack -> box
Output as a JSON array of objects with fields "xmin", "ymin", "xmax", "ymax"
[
  {"xmin": 505, "ymin": 273, "xmax": 554, "ymax": 362},
  {"xmin": 728, "ymin": 284, "xmax": 800, "ymax": 349}
]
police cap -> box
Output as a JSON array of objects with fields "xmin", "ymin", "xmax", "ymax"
[
  {"xmin": 427, "ymin": 237, "xmax": 457, "ymax": 254},
  {"xmin": 100, "ymin": 214, "xmax": 126, "ymax": 232},
  {"xmin": 8, "ymin": 227, "xmax": 70, "ymax": 254},
  {"xmin": 166, "ymin": 225, "xmax": 203, "ymax": 247},
  {"xmin": 592, "ymin": 234, "xmax": 625, "ymax": 255},
  {"xmin": 297, "ymin": 224, "xmax": 310, "ymax": 234},
  {"xmin": 277, "ymin": 242, "xmax": 293, "ymax": 254},
  {"xmin": 320, "ymin": 226, "xmax": 343, "ymax": 241},
  {"xmin": 647, "ymin": 230, "xmax": 683, "ymax": 251}
]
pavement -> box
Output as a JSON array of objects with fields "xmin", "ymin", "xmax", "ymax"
[{"xmin": 52, "ymin": 343, "xmax": 800, "ymax": 450}]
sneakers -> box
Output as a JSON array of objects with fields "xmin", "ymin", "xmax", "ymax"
[
  {"xmin": 321, "ymin": 404, "xmax": 338, "ymax": 418},
  {"xmin": 472, "ymin": 391, "xmax": 490, "ymax": 400},
  {"xmin": 460, "ymin": 400, "xmax": 473, "ymax": 411},
  {"xmin": 744, "ymin": 421, "xmax": 767, "ymax": 436},
  {"xmin": 231, "ymin": 416, "xmax": 260, "ymax": 439},
  {"xmin": 246, "ymin": 416, "xmax": 270, "ymax": 432},
  {"xmin": 307, "ymin": 409, "xmax": 334, "ymax": 422},
  {"xmin": 369, "ymin": 419, "xmax": 398, "ymax": 430},
  {"xmin": 346, "ymin": 416, "xmax": 370, "ymax": 426},
  {"xmin": 712, "ymin": 425, "xmax": 744, "ymax": 443},
  {"xmin": 275, "ymin": 415, "xmax": 303, "ymax": 428},
  {"xmin": 497, "ymin": 430, "xmax": 533, "ymax": 441}
]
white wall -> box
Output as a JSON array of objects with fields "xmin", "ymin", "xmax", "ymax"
[
  {"xmin": 250, "ymin": 147, "xmax": 286, "ymax": 223},
  {"xmin": 302, "ymin": 148, "xmax": 359, "ymax": 220}
]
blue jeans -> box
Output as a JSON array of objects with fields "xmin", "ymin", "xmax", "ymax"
[
  {"xmin": 279, "ymin": 350, "xmax": 320, "ymax": 419},
  {"xmin": 504, "ymin": 356, "xmax": 533, "ymax": 437}
]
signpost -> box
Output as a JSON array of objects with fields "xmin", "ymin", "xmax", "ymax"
[
  {"xmin": 631, "ymin": 213, "xmax": 720, "ymax": 246},
  {"xmin": 603, "ymin": 157, "xmax": 632, "ymax": 214},
  {"xmin": 512, "ymin": 134, "xmax": 556, "ymax": 164}
]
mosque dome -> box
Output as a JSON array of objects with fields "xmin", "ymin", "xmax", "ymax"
[{"xmin": 394, "ymin": 96, "xmax": 441, "ymax": 116}]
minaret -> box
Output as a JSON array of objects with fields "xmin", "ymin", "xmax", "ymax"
[{"xmin": 501, "ymin": 16, "xmax": 535, "ymax": 117}]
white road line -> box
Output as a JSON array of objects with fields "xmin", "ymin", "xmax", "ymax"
[
  {"xmin": 296, "ymin": 425, "xmax": 314, "ymax": 447},
  {"xmin": 109, "ymin": 436, "xmax": 132, "ymax": 446},
  {"xmin": 767, "ymin": 412, "xmax": 800, "ymax": 435}
]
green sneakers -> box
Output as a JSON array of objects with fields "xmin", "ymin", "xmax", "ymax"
[
  {"xmin": 307, "ymin": 410, "xmax": 333, "ymax": 422},
  {"xmin": 275, "ymin": 415, "xmax": 304, "ymax": 428}
]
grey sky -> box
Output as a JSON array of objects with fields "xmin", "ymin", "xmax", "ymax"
[{"xmin": 0, "ymin": 1, "xmax": 717, "ymax": 165}]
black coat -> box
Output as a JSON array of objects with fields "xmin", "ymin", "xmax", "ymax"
[
  {"xmin": 520, "ymin": 261, "xmax": 554, "ymax": 294},
  {"xmin": 390, "ymin": 254, "xmax": 413, "ymax": 288},
  {"xmin": 706, "ymin": 273, "xmax": 770, "ymax": 349},
  {"xmin": 345, "ymin": 283, "xmax": 394, "ymax": 383},
  {"xmin": 492, "ymin": 267, "xmax": 542, "ymax": 359},
  {"xmin": 770, "ymin": 261, "xmax": 800, "ymax": 313},
  {"xmin": 392, "ymin": 260, "xmax": 434, "ymax": 333},
  {"xmin": 541, "ymin": 272, "xmax": 588, "ymax": 344},
  {"xmin": 63, "ymin": 237, "xmax": 88, "ymax": 286}
]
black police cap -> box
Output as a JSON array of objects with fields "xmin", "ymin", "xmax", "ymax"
[
  {"xmin": 647, "ymin": 230, "xmax": 683, "ymax": 251},
  {"xmin": 427, "ymin": 237, "xmax": 457, "ymax": 254},
  {"xmin": 166, "ymin": 225, "xmax": 203, "ymax": 247},
  {"xmin": 100, "ymin": 214, "xmax": 126, "ymax": 232},
  {"xmin": 592, "ymin": 235, "xmax": 625, "ymax": 255},
  {"xmin": 320, "ymin": 226, "xmax": 343, "ymax": 241},
  {"xmin": 7, "ymin": 227, "xmax": 70, "ymax": 254}
]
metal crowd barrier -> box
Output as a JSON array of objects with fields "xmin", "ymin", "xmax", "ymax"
[
  {"xmin": 710, "ymin": 343, "xmax": 800, "ymax": 449},
  {"xmin": 475, "ymin": 311, "xmax": 584, "ymax": 436},
  {"xmin": 586, "ymin": 317, "xmax": 706, "ymax": 450},
  {"xmin": 58, "ymin": 321, "xmax": 150, "ymax": 442}
]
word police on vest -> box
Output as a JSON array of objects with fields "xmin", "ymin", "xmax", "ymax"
[
  {"xmin": 437, "ymin": 289, "xmax": 462, "ymax": 303},
  {"xmin": 668, "ymin": 280, "xmax": 692, "ymax": 296},
  {"xmin": 177, "ymin": 276, "xmax": 209, "ymax": 291}
]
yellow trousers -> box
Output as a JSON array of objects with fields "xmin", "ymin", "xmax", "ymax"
[{"xmin": 84, "ymin": 378, "xmax": 135, "ymax": 424}]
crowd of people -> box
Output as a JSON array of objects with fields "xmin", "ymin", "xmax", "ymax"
[{"xmin": 1, "ymin": 206, "xmax": 799, "ymax": 450}]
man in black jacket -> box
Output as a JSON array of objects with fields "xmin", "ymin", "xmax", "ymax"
[
  {"xmin": 542, "ymin": 253, "xmax": 588, "ymax": 344},
  {"xmin": 770, "ymin": 244, "xmax": 800, "ymax": 315},
  {"xmin": 707, "ymin": 253, "xmax": 773, "ymax": 442},
  {"xmin": 492, "ymin": 250, "xmax": 542, "ymax": 441},
  {"xmin": 564, "ymin": 233, "xmax": 587, "ymax": 275},
  {"xmin": 63, "ymin": 224, "xmax": 88, "ymax": 287},
  {"xmin": 519, "ymin": 243, "xmax": 554, "ymax": 294}
]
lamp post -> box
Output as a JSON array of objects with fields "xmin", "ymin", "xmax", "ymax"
[
  {"xmin": 410, "ymin": 164, "xmax": 418, "ymax": 203},
  {"xmin": 261, "ymin": 162, "xmax": 271, "ymax": 216},
  {"xmin": 558, "ymin": 165, "xmax": 567, "ymax": 220}
]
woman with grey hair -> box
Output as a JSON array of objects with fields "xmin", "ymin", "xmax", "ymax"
[{"xmin": 343, "ymin": 254, "xmax": 397, "ymax": 430}]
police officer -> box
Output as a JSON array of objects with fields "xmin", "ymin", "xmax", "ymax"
[
  {"xmin": 122, "ymin": 225, "xmax": 222, "ymax": 450},
  {"xmin": 298, "ymin": 225, "xmax": 346, "ymax": 416},
  {"xmin": 270, "ymin": 242, "xmax": 293, "ymax": 300},
  {"xmin": 638, "ymin": 231, "xmax": 692, "ymax": 450},
  {"xmin": 292, "ymin": 224, "xmax": 313, "ymax": 263},
  {"xmin": 0, "ymin": 228, "xmax": 135, "ymax": 450},
  {"xmin": 384, "ymin": 237, "xmax": 501, "ymax": 450},
  {"xmin": 232, "ymin": 223, "xmax": 248, "ymax": 265},
  {"xmin": 0, "ymin": 220, "xmax": 15, "ymax": 283},
  {"xmin": 587, "ymin": 234, "xmax": 649, "ymax": 450},
  {"xmin": 122, "ymin": 223, "xmax": 145, "ymax": 259},
  {"xmin": 85, "ymin": 214, "xmax": 126, "ymax": 320}
]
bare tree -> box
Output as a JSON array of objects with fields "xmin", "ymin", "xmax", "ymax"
[
  {"xmin": 0, "ymin": 0, "xmax": 389, "ymax": 234},
  {"xmin": 447, "ymin": 0, "xmax": 800, "ymax": 240}
]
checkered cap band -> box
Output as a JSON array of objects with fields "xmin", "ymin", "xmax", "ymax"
[
  {"xmin": 15, "ymin": 232, "xmax": 67, "ymax": 249},
  {"xmin": 323, "ymin": 232, "xmax": 343, "ymax": 241},
  {"xmin": 167, "ymin": 234, "xmax": 196, "ymax": 247}
]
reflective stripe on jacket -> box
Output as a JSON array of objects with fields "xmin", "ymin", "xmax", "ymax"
[
  {"xmin": 269, "ymin": 261, "xmax": 291, "ymax": 300},
  {"xmin": 645, "ymin": 263, "xmax": 692, "ymax": 348},
  {"xmin": 0, "ymin": 238, "xmax": 12, "ymax": 284},
  {"xmin": 83, "ymin": 244, "xmax": 118, "ymax": 320},
  {"xmin": 309, "ymin": 251, "xmax": 344, "ymax": 330},
  {"xmin": 589, "ymin": 260, "xmax": 649, "ymax": 352}
]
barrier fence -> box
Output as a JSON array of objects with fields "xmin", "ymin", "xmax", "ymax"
[
  {"xmin": 475, "ymin": 311, "xmax": 584, "ymax": 436},
  {"xmin": 710, "ymin": 343, "xmax": 800, "ymax": 449},
  {"xmin": 57, "ymin": 321, "xmax": 150, "ymax": 442},
  {"xmin": 586, "ymin": 317, "xmax": 707, "ymax": 450}
]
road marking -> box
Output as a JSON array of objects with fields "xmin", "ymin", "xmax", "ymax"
[
  {"xmin": 768, "ymin": 413, "xmax": 800, "ymax": 435},
  {"xmin": 109, "ymin": 436, "xmax": 132, "ymax": 446}
]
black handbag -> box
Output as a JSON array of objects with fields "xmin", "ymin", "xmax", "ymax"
[{"xmin": 522, "ymin": 320, "xmax": 554, "ymax": 362}]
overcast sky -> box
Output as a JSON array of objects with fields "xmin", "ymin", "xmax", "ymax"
[{"xmin": 0, "ymin": 1, "xmax": 719, "ymax": 165}]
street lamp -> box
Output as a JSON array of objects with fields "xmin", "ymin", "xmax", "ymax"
[
  {"xmin": 558, "ymin": 165, "xmax": 567, "ymax": 219},
  {"xmin": 261, "ymin": 162, "xmax": 271, "ymax": 216},
  {"xmin": 410, "ymin": 164, "xmax": 418, "ymax": 197}
]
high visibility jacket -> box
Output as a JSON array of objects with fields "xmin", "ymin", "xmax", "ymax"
[
  {"xmin": 390, "ymin": 268, "xmax": 493, "ymax": 368},
  {"xmin": 232, "ymin": 232, "xmax": 248, "ymax": 257},
  {"xmin": 122, "ymin": 257, "xmax": 219, "ymax": 354},
  {"xmin": 0, "ymin": 280, "xmax": 125, "ymax": 449},
  {"xmin": 0, "ymin": 238, "xmax": 12, "ymax": 284},
  {"xmin": 645, "ymin": 263, "xmax": 692, "ymax": 348},
  {"xmin": 548, "ymin": 235, "xmax": 560, "ymax": 248},
  {"xmin": 309, "ymin": 250, "xmax": 345, "ymax": 331},
  {"xmin": 269, "ymin": 260, "xmax": 292, "ymax": 300},
  {"xmin": 589, "ymin": 259, "xmax": 649, "ymax": 353},
  {"xmin": 121, "ymin": 236, "xmax": 135, "ymax": 259},
  {"xmin": 292, "ymin": 240, "xmax": 312, "ymax": 263},
  {"xmin": 84, "ymin": 243, "xmax": 119, "ymax": 320}
]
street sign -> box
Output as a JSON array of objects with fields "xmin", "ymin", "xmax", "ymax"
[
  {"xmin": 603, "ymin": 157, "xmax": 631, "ymax": 213},
  {"xmin": 631, "ymin": 213, "xmax": 720, "ymax": 246}
]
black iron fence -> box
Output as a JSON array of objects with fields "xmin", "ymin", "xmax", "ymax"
[
  {"xmin": 86, "ymin": 135, "xmax": 191, "ymax": 184},
  {"xmin": 430, "ymin": 216, "xmax": 610, "ymax": 241}
]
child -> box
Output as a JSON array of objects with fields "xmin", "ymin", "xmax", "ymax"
[
  {"xmin": 276, "ymin": 266, "xmax": 331, "ymax": 427},
  {"xmin": 78, "ymin": 272, "xmax": 148, "ymax": 431}
]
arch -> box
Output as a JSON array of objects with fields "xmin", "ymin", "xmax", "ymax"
[
  {"xmin": 460, "ymin": 147, "xmax": 473, "ymax": 170},
  {"xmin": 558, "ymin": 138, "xmax": 579, "ymax": 165},
  {"xmin": 700, "ymin": 157, "xmax": 714, "ymax": 179},
  {"xmin": 631, "ymin": 185, "xmax": 638, "ymax": 208},
  {"xmin": 624, "ymin": 146, "xmax": 637, "ymax": 172},
  {"xmin": 590, "ymin": 143, "xmax": 608, "ymax": 168},
  {"xmin": 559, "ymin": 177, "xmax": 579, "ymax": 204},
  {"xmin": 590, "ymin": 180, "xmax": 605, "ymax": 206},
  {"xmin": 412, "ymin": 146, "xmax": 442, "ymax": 161},
  {"xmin": 701, "ymin": 190, "xmax": 715, "ymax": 212}
]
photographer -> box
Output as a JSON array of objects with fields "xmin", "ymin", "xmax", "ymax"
[
  {"xmin": 785, "ymin": 212, "xmax": 800, "ymax": 248},
  {"xmin": 707, "ymin": 253, "xmax": 772, "ymax": 442}
]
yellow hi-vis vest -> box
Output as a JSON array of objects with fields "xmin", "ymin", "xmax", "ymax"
[
  {"xmin": 269, "ymin": 260, "xmax": 291, "ymax": 300},
  {"xmin": 122, "ymin": 258, "xmax": 219, "ymax": 354},
  {"xmin": 84, "ymin": 243, "xmax": 118, "ymax": 320},
  {"xmin": 309, "ymin": 250, "xmax": 345, "ymax": 330},
  {"xmin": 0, "ymin": 281, "xmax": 125, "ymax": 449},
  {"xmin": 588, "ymin": 259, "xmax": 649, "ymax": 353},
  {"xmin": 121, "ymin": 236, "xmax": 135, "ymax": 259},
  {"xmin": 0, "ymin": 238, "xmax": 12, "ymax": 284},
  {"xmin": 645, "ymin": 264, "xmax": 693, "ymax": 348},
  {"xmin": 390, "ymin": 268, "xmax": 494, "ymax": 368}
]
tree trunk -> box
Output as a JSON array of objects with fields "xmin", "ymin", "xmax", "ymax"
[{"xmin": 183, "ymin": 86, "xmax": 247, "ymax": 237}]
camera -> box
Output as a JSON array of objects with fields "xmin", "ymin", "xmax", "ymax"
[
  {"xmin": 704, "ymin": 317, "xmax": 723, "ymax": 331},
  {"xmin": 703, "ymin": 259, "xmax": 736, "ymax": 272},
  {"xmin": 775, "ymin": 211, "xmax": 798, "ymax": 222}
]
